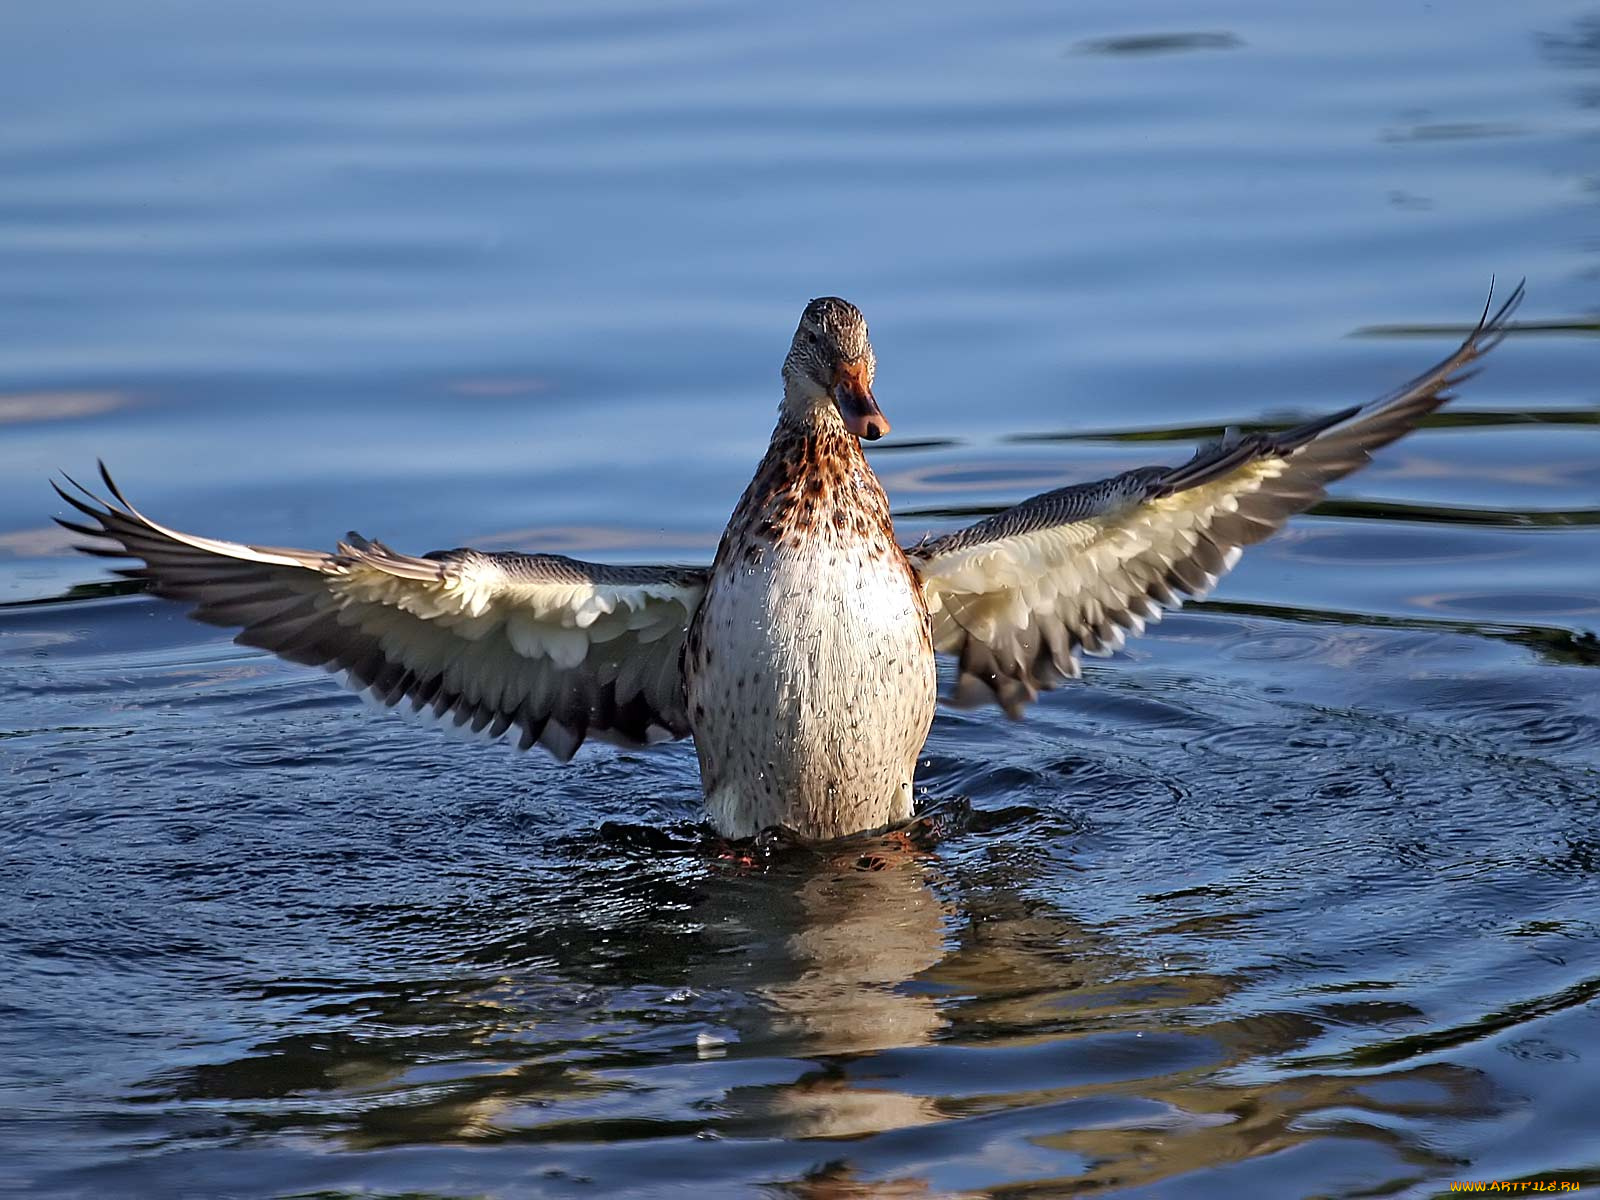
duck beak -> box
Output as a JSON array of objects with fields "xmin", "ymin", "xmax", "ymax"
[{"xmin": 833, "ymin": 360, "xmax": 890, "ymax": 441}]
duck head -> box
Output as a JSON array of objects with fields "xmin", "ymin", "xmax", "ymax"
[{"xmin": 782, "ymin": 297, "xmax": 890, "ymax": 441}]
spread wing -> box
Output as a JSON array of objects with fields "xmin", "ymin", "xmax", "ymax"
[
  {"xmin": 907, "ymin": 281, "xmax": 1524, "ymax": 715},
  {"xmin": 54, "ymin": 467, "xmax": 708, "ymax": 759}
]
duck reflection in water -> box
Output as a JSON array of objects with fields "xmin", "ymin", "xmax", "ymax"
[{"xmin": 124, "ymin": 829, "xmax": 1501, "ymax": 1194}]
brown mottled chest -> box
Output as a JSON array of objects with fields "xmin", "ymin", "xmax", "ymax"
[{"xmin": 717, "ymin": 424, "xmax": 910, "ymax": 570}]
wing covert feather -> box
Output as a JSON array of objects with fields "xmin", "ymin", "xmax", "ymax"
[{"xmin": 54, "ymin": 466, "xmax": 708, "ymax": 759}]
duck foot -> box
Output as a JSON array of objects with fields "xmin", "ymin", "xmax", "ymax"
[
  {"xmin": 895, "ymin": 795, "xmax": 974, "ymax": 846},
  {"xmin": 712, "ymin": 798, "xmax": 981, "ymax": 865},
  {"xmin": 751, "ymin": 823, "xmax": 810, "ymax": 855}
]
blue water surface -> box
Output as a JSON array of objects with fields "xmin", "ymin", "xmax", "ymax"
[{"xmin": 3, "ymin": 1, "xmax": 1598, "ymax": 1197}]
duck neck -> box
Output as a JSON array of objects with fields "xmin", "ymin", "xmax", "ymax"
[
  {"xmin": 769, "ymin": 383, "xmax": 864, "ymax": 474},
  {"xmin": 778, "ymin": 376, "xmax": 850, "ymax": 437}
]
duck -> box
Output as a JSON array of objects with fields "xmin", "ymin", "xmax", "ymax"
[{"xmin": 55, "ymin": 285, "xmax": 1522, "ymax": 841}]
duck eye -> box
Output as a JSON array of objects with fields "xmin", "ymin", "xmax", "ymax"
[{"xmin": 805, "ymin": 330, "xmax": 819, "ymax": 345}]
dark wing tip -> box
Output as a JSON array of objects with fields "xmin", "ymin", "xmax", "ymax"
[
  {"xmin": 1484, "ymin": 275, "xmax": 1527, "ymax": 329},
  {"xmin": 1473, "ymin": 276, "xmax": 1526, "ymax": 357},
  {"xmin": 51, "ymin": 475, "xmax": 120, "ymax": 526},
  {"xmin": 1204, "ymin": 279, "xmax": 1527, "ymax": 483},
  {"xmin": 90, "ymin": 459, "xmax": 135, "ymax": 510},
  {"xmin": 51, "ymin": 516, "xmax": 104, "ymax": 539}
]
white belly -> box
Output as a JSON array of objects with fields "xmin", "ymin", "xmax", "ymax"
[{"xmin": 685, "ymin": 537, "xmax": 937, "ymax": 839}]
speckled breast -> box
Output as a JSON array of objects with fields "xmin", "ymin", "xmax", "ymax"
[{"xmin": 683, "ymin": 427, "xmax": 937, "ymax": 839}]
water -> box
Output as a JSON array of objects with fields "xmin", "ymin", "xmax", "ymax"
[{"xmin": 3, "ymin": 1, "xmax": 1599, "ymax": 1195}]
